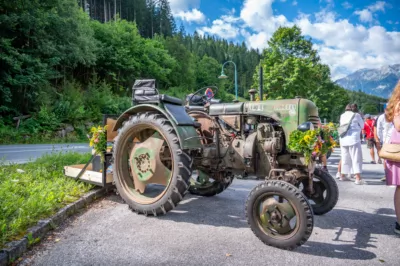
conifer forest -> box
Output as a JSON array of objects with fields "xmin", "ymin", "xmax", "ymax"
[{"xmin": 0, "ymin": 0, "xmax": 386, "ymax": 143}]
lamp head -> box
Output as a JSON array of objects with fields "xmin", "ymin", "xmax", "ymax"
[{"xmin": 218, "ymin": 71, "xmax": 228, "ymax": 79}]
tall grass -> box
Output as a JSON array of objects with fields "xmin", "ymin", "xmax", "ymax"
[{"xmin": 0, "ymin": 152, "xmax": 93, "ymax": 247}]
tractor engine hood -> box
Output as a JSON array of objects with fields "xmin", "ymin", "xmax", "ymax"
[{"xmin": 243, "ymin": 98, "xmax": 319, "ymax": 142}]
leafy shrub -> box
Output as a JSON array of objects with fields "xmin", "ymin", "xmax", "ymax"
[
  {"xmin": 19, "ymin": 118, "xmax": 42, "ymax": 134},
  {"xmin": 37, "ymin": 106, "xmax": 60, "ymax": 131},
  {"xmin": 54, "ymin": 81, "xmax": 87, "ymax": 124},
  {"xmin": 85, "ymin": 80, "xmax": 131, "ymax": 120}
]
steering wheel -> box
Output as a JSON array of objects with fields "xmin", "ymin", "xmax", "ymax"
[{"xmin": 188, "ymin": 86, "xmax": 219, "ymax": 105}]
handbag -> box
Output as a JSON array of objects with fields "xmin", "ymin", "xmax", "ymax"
[
  {"xmin": 379, "ymin": 121, "xmax": 400, "ymax": 162},
  {"xmin": 338, "ymin": 113, "xmax": 355, "ymax": 138},
  {"xmin": 379, "ymin": 143, "xmax": 400, "ymax": 162}
]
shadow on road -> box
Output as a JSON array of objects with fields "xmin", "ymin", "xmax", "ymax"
[
  {"xmin": 296, "ymin": 241, "xmax": 376, "ymax": 260},
  {"xmin": 108, "ymin": 186, "xmax": 397, "ymax": 261},
  {"xmin": 296, "ymin": 207, "xmax": 399, "ymax": 260}
]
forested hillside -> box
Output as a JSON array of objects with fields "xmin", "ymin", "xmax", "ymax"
[{"xmin": 0, "ymin": 0, "xmax": 386, "ymax": 143}]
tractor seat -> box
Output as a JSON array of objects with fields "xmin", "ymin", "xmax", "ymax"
[
  {"xmin": 134, "ymin": 93, "xmax": 183, "ymax": 105},
  {"xmin": 132, "ymin": 79, "xmax": 183, "ymax": 105}
]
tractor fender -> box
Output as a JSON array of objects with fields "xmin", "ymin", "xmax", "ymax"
[{"xmin": 113, "ymin": 104, "xmax": 202, "ymax": 150}]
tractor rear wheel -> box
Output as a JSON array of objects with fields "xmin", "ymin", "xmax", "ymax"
[
  {"xmin": 246, "ymin": 180, "xmax": 314, "ymax": 250},
  {"xmin": 113, "ymin": 112, "xmax": 192, "ymax": 216}
]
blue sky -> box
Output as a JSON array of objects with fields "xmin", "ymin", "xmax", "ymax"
[{"xmin": 169, "ymin": 0, "xmax": 400, "ymax": 80}]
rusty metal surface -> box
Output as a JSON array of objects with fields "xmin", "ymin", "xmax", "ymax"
[
  {"xmin": 129, "ymin": 132, "xmax": 171, "ymax": 194},
  {"xmin": 259, "ymin": 197, "xmax": 297, "ymax": 235},
  {"xmin": 219, "ymin": 115, "xmax": 240, "ymax": 131}
]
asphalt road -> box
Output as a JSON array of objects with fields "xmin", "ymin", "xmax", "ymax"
[
  {"xmin": 25, "ymin": 144, "xmax": 400, "ymax": 266},
  {"xmin": 0, "ymin": 143, "xmax": 90, "ymax": 164}
]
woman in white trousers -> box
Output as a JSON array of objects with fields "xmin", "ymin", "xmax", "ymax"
[{"xmin": 339, "ymin": 104, "xmax": 365, "ymax": 185}]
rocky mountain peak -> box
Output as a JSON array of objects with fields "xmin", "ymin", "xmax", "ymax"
[{"xmin": 335, "ymin": 64, "xmax": 400, "ymax": 98}]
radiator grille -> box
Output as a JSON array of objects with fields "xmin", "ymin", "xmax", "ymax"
[{"xmin": 308, "ymin": 115, "xmax": 320, "ymax": 129}]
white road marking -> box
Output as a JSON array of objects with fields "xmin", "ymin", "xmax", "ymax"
[{"xmin": 0, "ymin": 147, "xmax": 89, "ymax": 154}]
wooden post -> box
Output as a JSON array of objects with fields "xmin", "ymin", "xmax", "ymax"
[
  {"xmin": 13, "ymin": 115, "xmax": 31, "ymax": 130},
  {"xmin": 104, "ymin": 0, "xmax": 107, "ymax": 22},
  {"xmin": 114, "ymin": 0, "xmax": 116, "ymax": 21}
]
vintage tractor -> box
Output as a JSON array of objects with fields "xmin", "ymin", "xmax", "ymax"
[{"xmin": 111, "ymin": 79, "xmax": 339, "ymax": 250}]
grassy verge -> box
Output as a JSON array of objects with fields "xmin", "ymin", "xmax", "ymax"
[{"xmin": 0, "ymin": 152, "xmax": 94, "ymax": 247}]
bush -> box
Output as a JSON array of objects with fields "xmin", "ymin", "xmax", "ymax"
[
  {"xmin": 37, "ymin": 105, "xmax": 60, "ymax": 132},
  {"xmin": 51, "ymin": 81, "xmax": 87, "ymax": 125},
  {"xmin": 85, "ymin": 80, "xmax": 131, "ymax": 120}
]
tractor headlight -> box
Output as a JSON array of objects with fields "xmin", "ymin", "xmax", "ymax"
[{"xmin": 297, "ymin": 122, "xmax": 314, "ymax": 132}]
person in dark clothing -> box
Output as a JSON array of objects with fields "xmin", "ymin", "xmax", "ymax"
[{"xmin": 363, "ymin": 114, "xmax": 381, "ymax": 164}]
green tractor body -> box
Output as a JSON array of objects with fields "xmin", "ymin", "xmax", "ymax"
[{"xmin": 111, "ymin": 80, "xmax": 338, "ymax": 250}]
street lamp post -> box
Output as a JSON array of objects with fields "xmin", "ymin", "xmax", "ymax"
[{"xmin": 218, "ymin": 61, "xmax": 238, "ymax": 100}]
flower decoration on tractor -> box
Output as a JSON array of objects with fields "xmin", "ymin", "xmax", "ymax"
[
  {"xmin": 89, "ymin": 125, "xmax": 108, "ymax": 162},
  {"xmin": 288, "ymin": 122, "xmax": 337, "ymax": 165}
]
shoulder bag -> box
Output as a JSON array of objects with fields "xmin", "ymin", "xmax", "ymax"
[
  {"xmin": 379, "ymin": 144, "xmax": 400, "ymax": 162},
  {"xmin": 379, "ymin": 122, "xmax": 400, "ymax": 162},
  {"xmin": 338, "ymin": 112, "xmax": 356, "ymax": 138}
]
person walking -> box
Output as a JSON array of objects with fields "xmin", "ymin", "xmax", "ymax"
[
  {"xmin": 339, "ymin": 104, "xmax": 365, "ymax": 184},
  {"xmin": 363, "ymin": 114, "xmax": 381, "ymax": 164},
  {"xmin": 336, "ymin": 104, "xmax": 359, "ymax": 179},
  {"xmin": 375, "ymin": 108, "xmax": 392, "ymax": 181},
  {"xmin": 383, "ymin": 81, "xmax": 400, "ymax": 235}
]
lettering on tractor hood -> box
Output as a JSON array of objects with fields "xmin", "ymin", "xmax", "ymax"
[{"xmin": 273, "ymin": 104, "xmax": 297, "ymax": 116}]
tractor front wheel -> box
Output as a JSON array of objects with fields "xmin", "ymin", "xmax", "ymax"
[
  {"xmin": 246, "ymin": 180, "xmax": 314, "ymax": 250},
  {"xmin": 113, "ymin": 112, "xmax": 192, "ymax": 216}
]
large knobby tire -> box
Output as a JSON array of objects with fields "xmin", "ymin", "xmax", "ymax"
[
  {"xmin": 188, "ymin": 175, "xmax": 233, "ymax": 197},
  {"xmin": 299, "ymin": 168, "xmax": 339, "ymax": 215},
  {"xmin": 113, "ymin": 112, "xmax": 192, "ymax": 216},
  {"xmin": 246, "ymin": 180, "xmax": 314, "ymax": 250}
]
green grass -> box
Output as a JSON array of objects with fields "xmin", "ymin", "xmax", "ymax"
[{"xmin": 0, "ymin": 152, "xmax": 94, "ymax": 247}]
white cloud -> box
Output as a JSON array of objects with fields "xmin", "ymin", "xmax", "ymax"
[
  {"xmin": 342, "ymin": 1, "xmax": 352, "ymax": 9},
  {"xmin": 193, "ymin": 0, "xmax": 400, "ymax": 80},
  {"xmin": 246, "ymin": 32, "xmax": 271, "ymax": 50},
  {"xmin": 295, "ymin": 12, "xmax": 400, "ymax": 79},
  {"xmin": 169, "ymin": 0, "xmax": 205, "ymax": 24},
  {"xmin": 354, "ymin": 9, "xmax": 373, "ymax": 23},
  {"xmin": 168, "ymin": 0, "xmax": 200, "ymax": 13},
  {"xmin": 240, "ymin": 0, "xmax": 290, "ymax": 34},
  {"xmin": 198, "ymin": 16, "xmax": 240, "ymax": 39},
  {"xmin": 175, "ymin": 9, "xmax": 205, "ymax": 23},
  {"xmin": 368, "ymin": 1, "xmax": 386, "ymax": 12},
  {"xmin": 354, "ymin": 1, "xmax": 387, "ymax": 24},
  {"xmin": 292, "ymin": 1, "xmax": 298, "ymax": 6}
]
